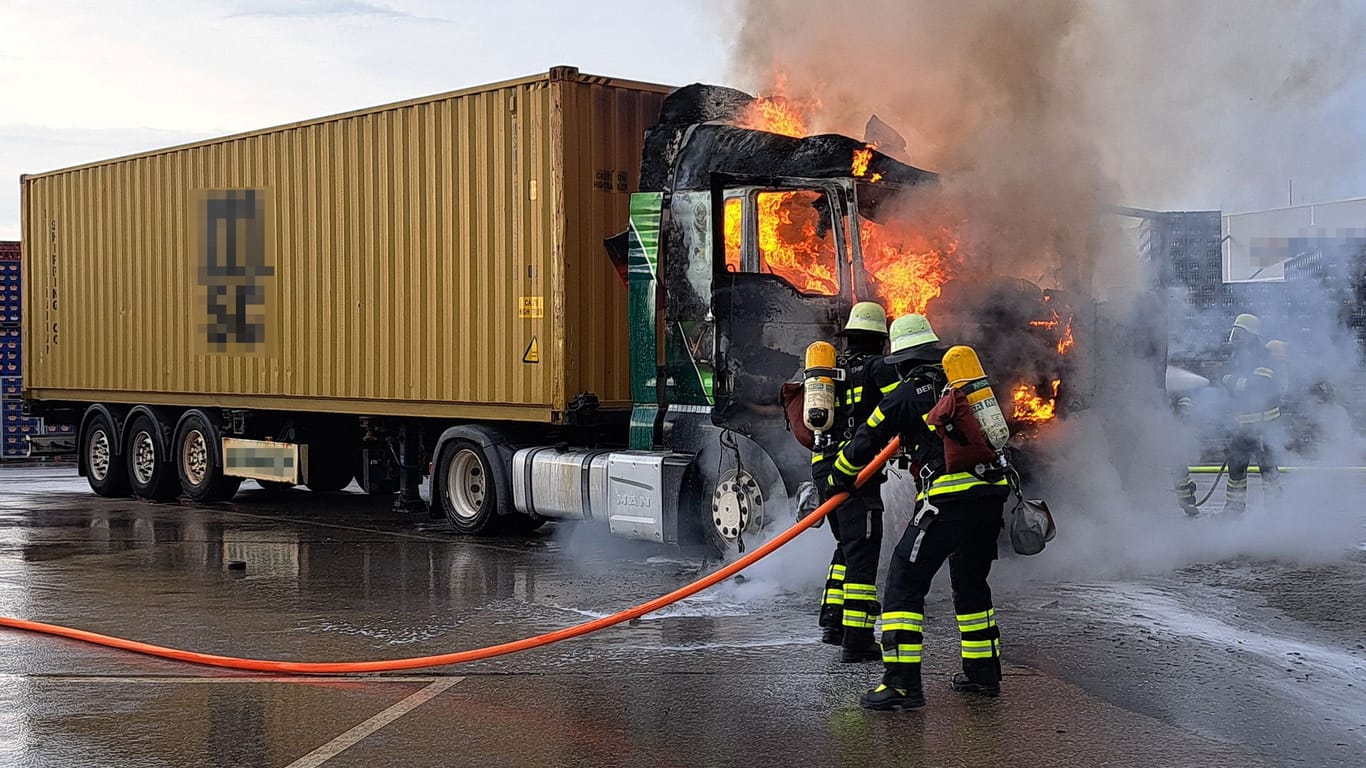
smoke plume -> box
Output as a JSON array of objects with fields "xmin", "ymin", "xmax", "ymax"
[
  {"xmin": 728, "ymin": 0, "xmax": 1366, "ymax": 294},
  {"xmin": 725, "ymin": 0, "xmax": 1366, "ymax": 576}
]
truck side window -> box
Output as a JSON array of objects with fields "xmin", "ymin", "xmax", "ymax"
[{"xmin": 755, "ymin": 190, "xmax": 838, "ymax": 295}]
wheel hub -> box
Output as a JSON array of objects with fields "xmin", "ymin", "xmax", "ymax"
[
  {"xmin": 446, "ymin": 449, "xmax": 486, "ymax": 520},
  {"xmin": 89, "ymin": 430, "xmax": 111, "ymax": 481},
  {"xmin": 132, "ymin": 431, "xmax": 157, "ymax": 485},
  {"xmin": 182, "ymin": 430, "xmax": 208, "ymax": 487},
  {"xmin": 710, "ymin": 469, "xmax": 764, "ymax": 541}
]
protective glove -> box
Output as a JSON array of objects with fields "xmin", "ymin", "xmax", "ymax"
[
  {"xmin": 826, "ymin": 469, "xmax": 858, "ymax": 496},
  {"xmin": 796, "ymin": 484, "xmax": 825, "ymax": 527}
]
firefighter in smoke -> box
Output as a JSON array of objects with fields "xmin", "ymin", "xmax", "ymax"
[
  {"xmin": 811, "ymin": 301, "xmax": 901, "ymax": 662},
  {"xmin": 827, "ymin": 314, "xmax": 1011, "ymax": 709},
  {"xmin": 1219, "ymin": 313, "xmax": 1282, "ymax": 514}
]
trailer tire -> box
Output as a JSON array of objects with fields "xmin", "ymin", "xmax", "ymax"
[
  {"xmin": 174, "ymin": 412, "xmax": 241, "ymax": 503},
  {"xmin": 256, "ymin": 480, "xmax": 296, "ymax": 493},
  {"xmin": 435, "ymin": 439, "xmax": 503, "ymax": 535},
  {"xmin": 83, "ymin": 411, "xmax": 130, "ymax": 498},
  {"xmin": 124, "ymin": 413, "xmax": 180, "ymax": 501}
]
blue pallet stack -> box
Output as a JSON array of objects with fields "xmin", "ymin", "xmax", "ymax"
[{"xmin": 1, "ymin": 240, "xmax": 43, "ymax": 461}]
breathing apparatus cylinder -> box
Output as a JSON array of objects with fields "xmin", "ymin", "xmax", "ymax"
[
  {"xmin": 802, "ymin": 341, "xmax": 838, "ymax": 450},
  {"xmin": 942, "ymin": 345, "xmax": 1011, "ymax": 451}
]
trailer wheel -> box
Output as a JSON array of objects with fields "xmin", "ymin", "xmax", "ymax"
[
  {"xmin": 174, "ymin": 412, "xmax": 241, "ymax": 503},
  {"xmin": 124, "ymin": 413, "xmax": 180, "ymax": 500},
  {"xmin": 436, "ymin": 440, "xmax": 501, "ymax": 535},
  {"xmin": 84, "ymin": 412, "xmax": 130, "ymax": 498}
]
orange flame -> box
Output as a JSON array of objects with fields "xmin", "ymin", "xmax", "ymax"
[
  {"xmin": 755, "ymin": 191, "xmax": 838, "ymax": 294},
  {"xmin": 722, "ymin": 191, "xmax": 839, "ymax": 294},
  {"xmin": 724, "ymin": 198, "xmax": 742, "ymax": 272},
  {"xmin": 1028, "ymin": 310, "xmax": 1077, "ymax": 355},
  {"xmin": 861, "ymin": 221, "xmax": 959, "ymax": 316},
  {"xmin": 740, "ymin": 97, "xmax": 809, "ymax": 137},
  {"xmin": 852, "ymin": 146, "xmax": 874, "ymax": 177},
  {"xmin": 1012, "ymin": 379, "xmax": 1061, "ymax": 423},
  {"xmin": 1056, "ymin": 314, "xmax": 1075, "ymax": 355},
  {"xmin": 736, "ymin": 74, "xmax": 819, "ymax": 137}
]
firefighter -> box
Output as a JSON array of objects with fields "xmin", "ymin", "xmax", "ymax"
[
  {"xmin": 813, "ymin": 301, "xmax": 900, "ymax": 662},
  {"xmin": 1220, "ymin": 313, "xmax": 1281, "ymax": 514},
  {"xmin": 826, "ymin": 314, "xmax": 1011, "ymax": 709}
]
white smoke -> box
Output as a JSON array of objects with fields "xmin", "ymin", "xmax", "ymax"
[{"xmin": 721, "ymin": 0, "xmax": 1366, "ymax": 580}]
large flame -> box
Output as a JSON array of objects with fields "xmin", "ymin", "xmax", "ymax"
[
  {"xmin": 736, "ymin": 74, "xmax": 818, "ymax": 137},
  {"xmin": 722, "ymin": 191, "xmax": 839, "ymax": 294},
  {"xmin": 861, "ymin": 220, "xmax": 958, "ymax": 316},
  {"xmin": 756, "ymin": 191, "xmax": 838, "ymax": 294},
  {"xmin": 1012, "ymin": 379, "xmax": 1061, "ymax": 423},
  {"xmin": 724, "ymin": 92, "xmax": 1074, "ymax": 426}
]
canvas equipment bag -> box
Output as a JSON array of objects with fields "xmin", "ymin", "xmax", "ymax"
[
  {"xmin": 925, "ymin": 386, "xmax": 997, "ymax": 473},
  {"xmin": 780, "ymin": 382, "xmax": 816, "ymax": 450},
  {"xmin": 1009, "ymin": 496, "xmax": 1056, "ymax": 556}
]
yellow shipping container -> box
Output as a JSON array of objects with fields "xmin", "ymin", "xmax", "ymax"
[{"xmin": 21, "ymin": 67, "xmax": 669, "ymax": 424}]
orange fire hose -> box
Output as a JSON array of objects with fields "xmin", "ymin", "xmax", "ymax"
[{"xmin": 0, "ymin": 439, "xmax": 901, "ymax": 674}]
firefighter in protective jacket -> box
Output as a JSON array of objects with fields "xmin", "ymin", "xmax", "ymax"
[
  {"xmin": 812, "ymin": 301, "xmax": 901, "ymax": 662},
  {"xmin": 827, "ymin": 314, "xmax": 1011, "ymax": 710},
  {"xmin": 1220, "ymin": 313, "xmax": 1281, "ymax": 513}
]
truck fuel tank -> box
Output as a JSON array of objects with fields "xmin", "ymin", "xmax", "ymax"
[{"xmin": 511, "ymin": 448, "xmax": 694, "ymax": 544}]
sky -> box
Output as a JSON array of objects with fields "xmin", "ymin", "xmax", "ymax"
[
  {"xmin": 4, "ymin": 1, "xmax": 1366, "ymax": 241},
  {"xmin": 0, "ymin": 0, "xmax": 733, "ymax": 240}
]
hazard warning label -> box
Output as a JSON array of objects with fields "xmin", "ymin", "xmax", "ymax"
[
  {"xmin": 518, "ymin": 296, "xmax": 544, "ymax": 319},
  {"xmin": 522, "ymin": 337, "xmax": 539, "ymax": 364}
]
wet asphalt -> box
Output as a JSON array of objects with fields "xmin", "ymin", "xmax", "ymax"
[{"xmin": 0, "ymin": 465, "xmax": 1363, "ymax": 767}]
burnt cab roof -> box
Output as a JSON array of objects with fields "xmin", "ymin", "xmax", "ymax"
[
  {"xmin": 639, "ymin": 83, "xmax": 936, "ymax": 194},
  {"xmin": 666, "ymin": 123, "xmax": 937, "ymax": 192}
]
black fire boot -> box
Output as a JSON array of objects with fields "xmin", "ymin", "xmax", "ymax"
[
  {"xmin": 860, "ymin": 666, "xmax": 925, "ymax": 710},
  {"xmin": 819, "ymin": 606, "xmax": 844, "ymax": 646},
  {"xmin": 952, "ymin": 657, "xmax": 1002, "ymax": 697},
  {"xmin": 950, "ymin": 673, "xmax": 1001, "ymax": 697},
  {"xmin": 839, "ymin": 629, "xmax": 882, "ymax": 663}
]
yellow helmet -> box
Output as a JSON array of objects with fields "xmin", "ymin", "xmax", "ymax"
[
  {"xmin": 885, "ymin": 313, "xmax": 941, "ymax": 364},
  {"xmin": 1230, "ymin": 313, "xmax": 1262, "ymax": 341},
  {"xmin": 838, "ymin": 301, "xmax": 888, "ymax": 336}
]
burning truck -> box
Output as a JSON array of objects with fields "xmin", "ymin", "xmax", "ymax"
[
  {"xmin": 607, "ymin": 82, "xmax": 1087, "ymax": 550},
  {"xmin": 20, "ymin": 68, "xmax": 1091, "ymax": 555}
]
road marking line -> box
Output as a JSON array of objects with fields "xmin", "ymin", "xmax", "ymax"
[{"xmin": 283, "ymin": 678, "xmax": 462, "ymax": 768}]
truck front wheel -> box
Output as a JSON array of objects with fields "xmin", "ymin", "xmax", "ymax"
[
  {"xmin": 436, "ymin": 440, "xmax": 501, "ymax": 535},
  {"xmin": 84, "ymin": 412, "xmax": 130, "ymax": 498}
]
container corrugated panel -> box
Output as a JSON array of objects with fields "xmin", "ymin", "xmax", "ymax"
[
  {"xmin": 557, "ymin": 75, "xmax": 668, "ymax": 409},
  {"xmin": 22, "ymin": 69, "xmax": 669, "ymax": 423}
]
